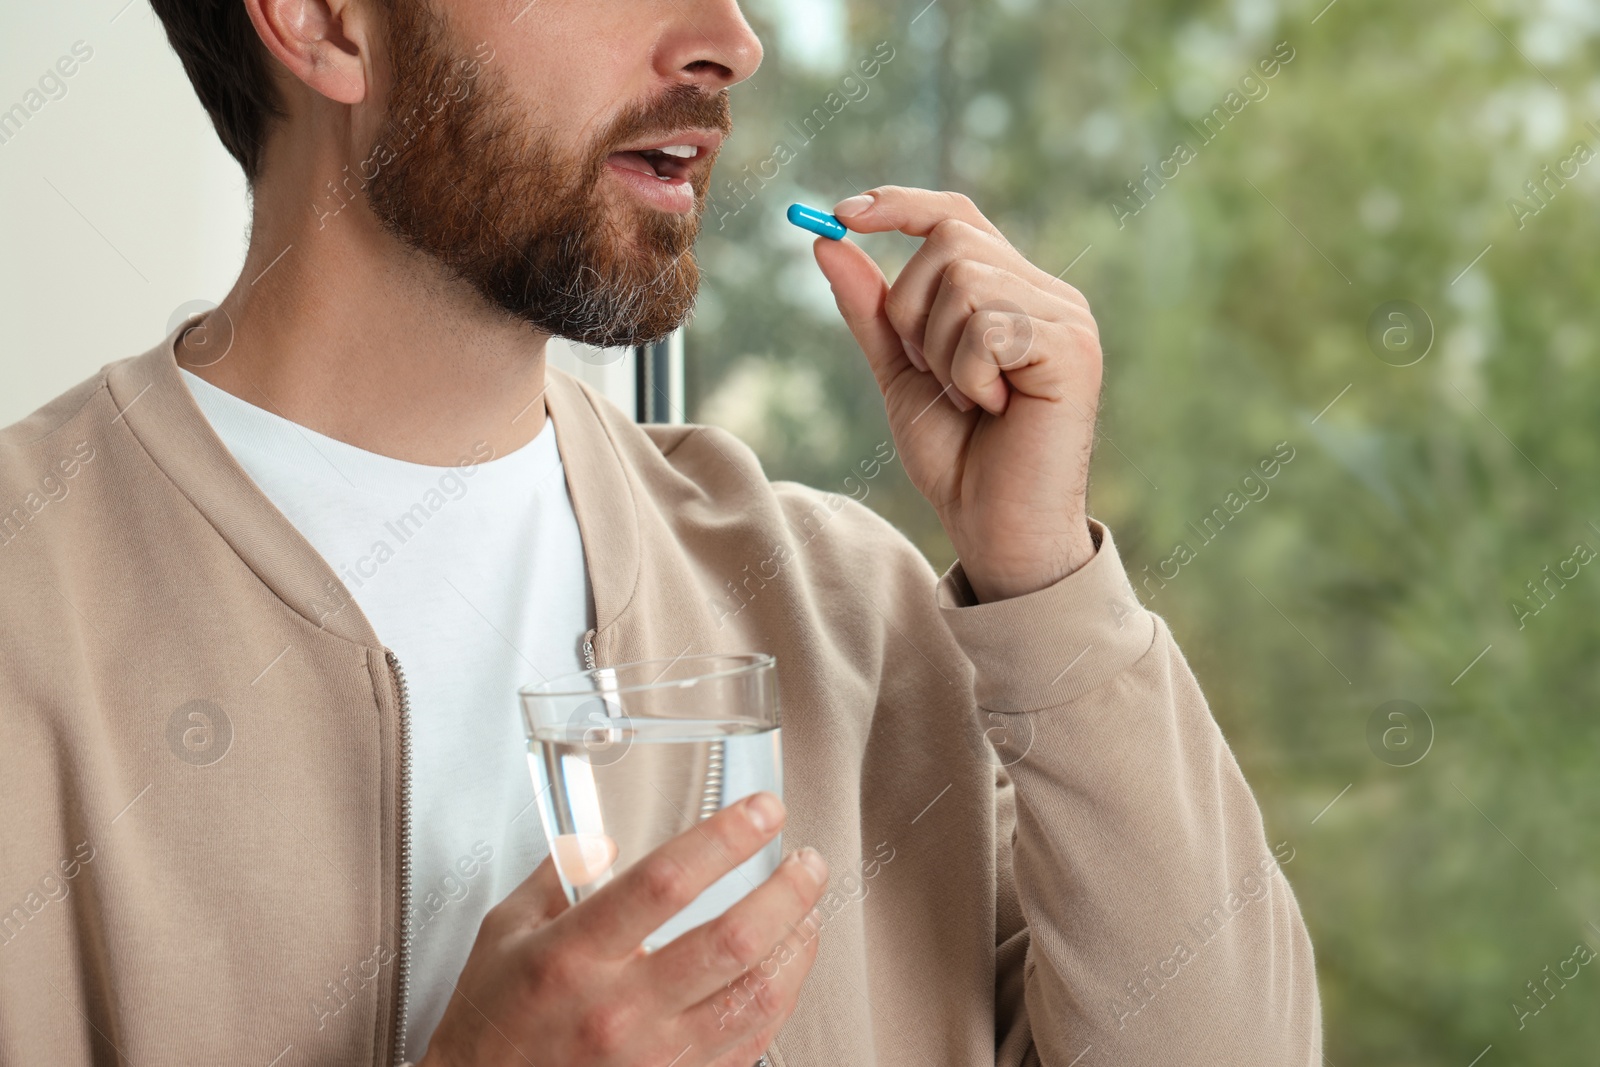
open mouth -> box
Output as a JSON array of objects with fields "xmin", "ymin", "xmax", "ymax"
[{"xmin": 606, "ymin": 144, "xmax": 701, "ymax": 183}]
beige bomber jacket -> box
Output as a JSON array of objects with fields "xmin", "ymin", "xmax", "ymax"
[{"xmin": 0, "ymin": 326, "xmax": 1320, "ymax": 1065}]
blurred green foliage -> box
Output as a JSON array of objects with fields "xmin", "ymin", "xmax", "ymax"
[{"xmin": 687, "ymin": 0, "xmax": 1600, "ymax": 1061}]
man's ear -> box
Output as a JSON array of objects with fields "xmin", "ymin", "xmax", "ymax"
[{"xmin": 243, "ymin": 0, "xmax": 374, "ymax": 106}]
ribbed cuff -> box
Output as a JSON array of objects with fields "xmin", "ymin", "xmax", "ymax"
[{"xmin": 935, "ymin": 519, "xmax": 1156, "ymax": 713}]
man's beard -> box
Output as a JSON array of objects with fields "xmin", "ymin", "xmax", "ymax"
[{"xmin": 363, "ymin": 0, "xmax": 730, "ymax": 347}]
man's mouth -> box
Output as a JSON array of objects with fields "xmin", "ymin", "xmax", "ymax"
[
  {"xmin": 606, "ymin": 144, "xmax": 702, "ymax": 182},
  {"xmin": 603, "ymin": 129, "xmax": 724, "ymax": 213}
]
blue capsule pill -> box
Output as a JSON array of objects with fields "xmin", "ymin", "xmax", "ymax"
[{"xmin": 787, "ymin": 203, "xmax": 847, "ymax": 240}]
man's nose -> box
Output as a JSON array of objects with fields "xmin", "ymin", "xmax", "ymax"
[{"xmin": 652, "ymin": 0, "xmax": 764, "ymax": 89}]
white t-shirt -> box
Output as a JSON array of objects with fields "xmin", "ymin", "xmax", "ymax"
[{"xmin": 179, "ymin": 368, "xmax": 592, "ymax": 1055}]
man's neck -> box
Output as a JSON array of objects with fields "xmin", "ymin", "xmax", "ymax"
[{"xmin": 186, "ymin": 176, "xmax": 552, "ymax": 467}]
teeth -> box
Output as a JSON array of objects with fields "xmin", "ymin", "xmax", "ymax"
[{"xmin": 656, "ymin": 144, "xmax": 697, "ymax": 158}]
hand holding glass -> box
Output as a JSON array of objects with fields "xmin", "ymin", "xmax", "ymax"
[{"xmin": 520, "ymin": 653, "xmax": 783, "ymax": 951}]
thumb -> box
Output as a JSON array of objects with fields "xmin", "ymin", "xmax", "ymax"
[
  {"xmin": 498, "ymin": 834, "xmax": 618, "ymax": 920},
  {"xmin": 552, "ymin": 832, "xmax": 619, "ymax": 888},
  {"xmin": 812, "ymin": 236, "xmax": 913, "ymax": 391}
]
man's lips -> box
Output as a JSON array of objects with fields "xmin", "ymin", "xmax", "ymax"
[
  {"xmin": 605, "ymin": 128, "xmax": 724, "ymax": 182},
  {"xmin": 613, "ymin": 128, "xmax": 725, "ymax": 155}
]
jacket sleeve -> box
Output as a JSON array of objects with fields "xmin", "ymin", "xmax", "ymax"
[{"xmin": 936, "ymin": 520, "xmax": 1322, "ymax": 1066}]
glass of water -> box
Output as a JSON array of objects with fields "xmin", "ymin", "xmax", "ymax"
[{"xmin": 519, "ymin": 653, "xmax": 782, "ymax": 951}]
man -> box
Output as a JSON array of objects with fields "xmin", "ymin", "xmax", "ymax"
[{"xmin": 0, "ymin": 0, "xmax": 1321, "ymax": 1063}]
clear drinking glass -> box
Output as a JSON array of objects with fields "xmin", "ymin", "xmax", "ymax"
[{"xmin": 519, "ymin": 653, "xmax": 782, "ymax": 951}]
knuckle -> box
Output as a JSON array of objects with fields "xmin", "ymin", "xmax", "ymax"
[
  {"xmin": 943, "ymin": 257, "xmax": 987, "ymax": 293},
  {"xmin": 1070, "ymin": 319, "xmax": 1101, "ymax": 351},
  {"xmin": 929, "ymin": 216, "xmax": 973, "ymax": 248},
  {"xmin": 521, "ymin": 941, "xmax": 582, "ymax": 997},
  {"xmin": 945, "ymin": 190, "xmax": 976, "ymax": 212},
  {"xmin": 712, "ymin": 915, "xmax": 764, "ymax": 969},
  {"xmin": 575, "ymin": 1001, "xmax": 633, "ymax": 1056},
  {"xmin": 637, "ymin": 853, "xmax": 694, "ymax": 910},
  {"xmin": 743, "ymin": 970, "xmax": 787, "ymax": 1023}
]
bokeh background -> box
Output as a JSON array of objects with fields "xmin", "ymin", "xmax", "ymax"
[
  {"xmin": 688, "ymin": 0, "xmax": 1600, "ymax": 1063},
  {"xmin": 4, "ymin": 0, "xmax": 1599, "ymax": 1062}
]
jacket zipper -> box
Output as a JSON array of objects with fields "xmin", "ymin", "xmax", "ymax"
[
  {"xmin": 385, "ymin": 648, "xmax": 416, "ymax": 1067},
  {"xmin": 582, "ymin": 628, "xmax": 767, "ymax": 1067}
]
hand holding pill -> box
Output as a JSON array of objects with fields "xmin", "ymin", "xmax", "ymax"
[{"xmin": 803, "ymin": 186, "xmax": 1103, "ymax": 603}]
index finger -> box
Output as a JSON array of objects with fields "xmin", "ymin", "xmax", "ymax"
[
  {"xmin": 569, "ymin": 791, "xmax": 787, "ymax": 959},
  {"xmin": 830, "ymin": 186, "xmax": 1005, "ymax": 240}
]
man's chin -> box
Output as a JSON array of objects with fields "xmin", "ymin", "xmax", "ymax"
[{"xmin": 512, "ymin": 267, "xmax": 699, "ymax": 350}]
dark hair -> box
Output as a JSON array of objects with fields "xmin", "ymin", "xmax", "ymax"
[{"xmin": 147, "ymin": 0, "xmax": 286, "ymax": 182}]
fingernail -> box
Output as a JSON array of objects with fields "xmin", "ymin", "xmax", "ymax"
[
  {"xmin": 747, "ymin": 791, "xmax": 785, "ymax": 833},
  {"xmin": 796, "ymin": 846, "xmax": 829, "ymax": 885},
  {"xmin": 832, "ymin": 194, "xmax": 875, "ymax": 218},
  {"xmin": 903, "ymin": 339, "xmax": 929, "ymax": 373},
  {"xmin": 949, "ymin": 385, "xmax": 976, "ymax": 412}
]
